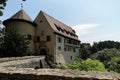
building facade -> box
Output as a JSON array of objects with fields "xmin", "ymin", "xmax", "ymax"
[{"xmin": 3, "ymin": 10, "xmax": 80, "ymax": 64}]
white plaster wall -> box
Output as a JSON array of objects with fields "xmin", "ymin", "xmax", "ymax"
[{"xmin": 55, "ymin": 34, "xmax": 80, "ymax": 64}]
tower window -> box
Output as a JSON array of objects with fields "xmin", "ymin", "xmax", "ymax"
[
  {"xmin": 58, "ymin": 46, "xmax": 61, "ymax": 50},
  {"xmin": 40, "ymin": 20, "xmax": 43, "ymax": 23},
  {"xmin": 37, "ymin": 36, "xmax": 40, "ymax": 42},
  {"xmin": 47, "ymin": 36, "xmax": 51, "ymax": 41},
  {"xmin": 27, "ymin": 35, "xmax": 32, "ymax": 40}
]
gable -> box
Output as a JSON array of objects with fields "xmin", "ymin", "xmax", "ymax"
[{"xmin": 34, "ymin": 11, "xmax": 80, "ymax": 41}]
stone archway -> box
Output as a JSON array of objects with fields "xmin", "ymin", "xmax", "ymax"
[{"xmin": 40, "ymin": 49, "xmax": 47, "ymax": 55}]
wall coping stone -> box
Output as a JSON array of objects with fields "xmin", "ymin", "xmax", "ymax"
[
  {"xmin": 0, "ymin": 56, "xmax": 44, "ymax": 62},
  {"xmin": 0, "ymin": 67, "xmax": 119, "ymax": 80}
]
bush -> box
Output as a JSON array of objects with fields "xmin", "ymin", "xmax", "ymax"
[{"xmin": 67, "ymin": 58, "xmax": 106, "ymax": 71}]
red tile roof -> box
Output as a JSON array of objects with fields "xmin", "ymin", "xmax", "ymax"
[{"xmin": 40, "ymin": 11, "xmax": 80, "ymax": 41}]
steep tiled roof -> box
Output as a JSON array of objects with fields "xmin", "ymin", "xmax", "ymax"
[
  {"xmin": 3, "ymin": 9, "xmax": 35, "ymax": 26},
  {"xmin": 40, "ymin": 11, "xmax": 79, "ymax": 41},
  {"xmin": 10, "ymin": 9, "xmax": 33, "ymax": 22}
]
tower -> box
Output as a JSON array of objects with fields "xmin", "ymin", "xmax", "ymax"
[{"xmin": 3, "ymin": 9, "xmax": 36, "ymax": 53}]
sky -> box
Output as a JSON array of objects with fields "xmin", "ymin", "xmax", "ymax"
[{"xmin": 0, "ymin": 0, "xmax": 120, "ymax": 44}]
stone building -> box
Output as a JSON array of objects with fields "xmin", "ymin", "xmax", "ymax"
[{"xmin": 3, "ymin": 9, "xmax": 80, "ymax": 64}]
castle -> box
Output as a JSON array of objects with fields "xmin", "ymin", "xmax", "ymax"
[{"xmin": 3, "ymin": 9, "xmax": 80, "ymax": 64}]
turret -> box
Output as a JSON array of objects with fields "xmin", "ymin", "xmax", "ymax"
[{"xmin": 3, "ymin": 9, "xmax": 36, "ymax": 53}]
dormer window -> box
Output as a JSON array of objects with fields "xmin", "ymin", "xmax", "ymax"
[
  {"xmin": 72, "ymin": 30, "xmax": 75, "ymax": 33},
  {"xmin": 60, "ymin": 28, "xmax": 64, "ymax": 33},
  {"xmin": 65, "ymin": 30, "xmax": 69, "ymax": 34},
  {"xmin": 54, "ymin": 23, "xmax": 60, "ymax": 31}
]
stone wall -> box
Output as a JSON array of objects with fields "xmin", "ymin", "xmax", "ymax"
[
  {"xmin": 0, "ymin": 56, "xmax": 119, "ymax": 80},
  {"xmin": 0, "ymin": 56, "xmax": 46, "ymax": 68},
  {"xmin": 0, "ymin": 68, "xmax": 119, "ymax": 80}
]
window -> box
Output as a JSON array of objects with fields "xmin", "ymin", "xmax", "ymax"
[
  {"xmin": 73, "ymin": 48, "xmax": 76, "ymax": 52},
  {"xmin": 64, "ymin": 47, "xmax": 66, "ymax": 51},
  {"xmin": 36, "ymin": 36, "xmax": 40, "ymax": 42},
  {"xmin": 72, "ymin": 30, "xmax": 75, "ymax": 33},
  {"xmin": 54, "ymin": 24, "xmax": 60, "ymax": 31},
  {"xmin": 47, "ymin": 36, "xmax": 51, "ymax": 41},
  {"xmin": 58, "ymin": 46, "xmax": 61, "ymax": 50},
  {"xmin": 0, "ymin": 37, "xmax": 3, "ymax": 42},
  {"xmin": 61, "ymin": 28, "xmax": 64, "ymax": 33},
  {"xmin": 67, "ymin": 39, "xmax": 69, "ymax": 43},
  {"xmin": 71, "ymin": 56, "xmax": 73, "ymax": 60},
  {"xmin": 40, "ymin": 20, "xmax": 43, "ymax": 23},
  {"xmin": 64, "ymin": 38, "xmax": 67, "ymax": 43},
  {"xmin": 41, "ymin": 30, "xmax": 45, "ymax": 36},
  {"xmin": 58, "ymin": 37, "xmax": 61, "ymax": 43},
  {"xmin": 69, "ymin": 39, "xmax": 72, "ymax": 44},
  {"xmin": 27, "ymin": 35, "xmax": 32, "ymax": 40},
  {"xmin": 79, "ymin": 49, "xmax": 81, "ymax": 52}
]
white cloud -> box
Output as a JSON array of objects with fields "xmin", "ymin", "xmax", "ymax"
[
  {"xmin": 78, "ymin": 32, "xmax": 120, "ymax": 45},
  {"xmin": 73, "ymin": 24, "xmax": 99, "ymax": 36}
]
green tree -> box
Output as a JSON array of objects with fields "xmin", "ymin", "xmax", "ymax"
[
  {"xmin": 91, "ymin": 48, "xmax": 120, "ymax": 69},
  {"xmin": 2, "ymin": 27, "xmax": 30, "ymax": 57},
  {"xmin": 108, "ymin": 57, "xmax": 120, "ymax": 73},
  {"xmin": 67, "ymin": 58, "xmax": 106, "ymax": 71},
  {"xmin": 92, "ymin": 40, "xmax": 120, "ymax": 53},
  {"xmin": 0, "ymin": 0, "xmax": 7, "ymax": 16},
  {"xmin": 0, "ymin": 0, "xmax": 26, "ymax": 16},
  {"xmin": 80, "ymin": 43, "xmax": 92, "ymax": 60}
]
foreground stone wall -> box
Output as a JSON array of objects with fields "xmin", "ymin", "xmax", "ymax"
[
  {"xmin": 0, "ymin": 56, "xmax": 119, "ymax": 80},
  {"xmin": 0, "ymin": 68, "xmax": 119, "ymax": 80}
]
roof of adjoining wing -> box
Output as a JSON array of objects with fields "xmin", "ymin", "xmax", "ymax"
[
  {"xmin": 3, "ymin": 9, "xmax": 35, "ymax": 26},
  {"xmin": 40, "ymin": 11, "xmax": 80, "ymax": 41}
]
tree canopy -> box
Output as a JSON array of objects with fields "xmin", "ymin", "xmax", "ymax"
[
  {"xmin": 0, "ymin": 27, "xmax": 30, "ymax": 57},
  {"xmin": 91, "ymin": 48, "xmax": 120, "ymax": 72},
  {"xmin": 92, "ymin": 41, "xmax": 120, "ymax": 53},
  {"xmin": 108, "ymin": 57, "xmax": 120, "ymax": 73},
  {"xmin": 80, "ymin": 43, "xmax": 91, "ymax": 60},
  {"xmin": 79, "ymin": 41, "xmax": 120, "ymax": 73}
]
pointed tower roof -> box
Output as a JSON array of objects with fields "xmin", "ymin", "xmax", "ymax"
[
  {"xmin": 3, "ymin": 9, "xmax": 35, "ymax": 26},
  {"xmin": 10, "ymin": 9, "xmax": 33, "ymax": 22},
  {"xmin": 34, "ymin": 11, "xmax": 80, "ymax": 41}
]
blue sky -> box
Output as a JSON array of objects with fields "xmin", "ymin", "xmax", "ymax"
[{"xmin": 0, "ymin": 0, "xmax": 120, "ymax": 44}]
